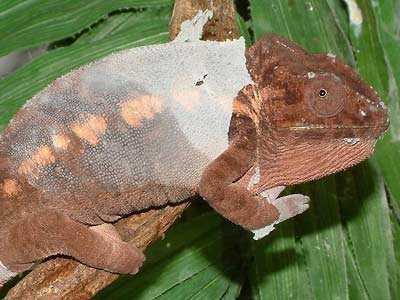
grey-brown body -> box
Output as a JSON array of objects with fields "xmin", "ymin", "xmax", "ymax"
[
  {"xmin": 0, "ymin": 38, "xmax": 251, "ymax": 225},
  {"xmin": 0, "ymin": 35, "xmax": 255, "ymax": 285},
  {"xmin": 0, "ymin": 31, "xmax": 388, "ymax": 286}
]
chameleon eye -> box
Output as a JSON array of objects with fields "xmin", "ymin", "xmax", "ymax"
[
  {"xmin": 318, "ymin": 89, "xmax": 327, "ymax": 98},
  {"xmin": 304, "ymin": 75, "xmax": 345, "ymax": 118}
]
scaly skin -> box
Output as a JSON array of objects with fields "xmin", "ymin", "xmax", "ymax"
[{"xmin": 0, "ymin": 34, "xmax": 388, "ymax": 286}]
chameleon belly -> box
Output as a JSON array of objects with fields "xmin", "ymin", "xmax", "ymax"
[{"xmin": 0, "ymin": 38, "xmax": 251, "ymax": 223}]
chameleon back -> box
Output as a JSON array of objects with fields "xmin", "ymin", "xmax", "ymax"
[{"xmin": 0, "ymin": 39, "xmax": 251, "ymax": 224}]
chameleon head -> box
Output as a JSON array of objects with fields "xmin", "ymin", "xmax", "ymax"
[{"xmin": 242, "ymin": 34, "xmax": 389, "ymax": 187}]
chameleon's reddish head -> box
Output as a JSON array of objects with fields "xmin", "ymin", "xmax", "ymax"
[{"xmin": 237, "ymin": 34, "xmax": 388, "ymax": 189}]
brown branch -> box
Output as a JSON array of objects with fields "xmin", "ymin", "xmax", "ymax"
[
  {"xmin": 170, "ymin": 0, "xmax": 239, "ymax": 41},
  {"xmin": 6, "ymin": 1, "xmax": 238, "ymax": 299}
]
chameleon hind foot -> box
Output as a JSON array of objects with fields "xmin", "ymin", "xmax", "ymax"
[{"xmin": 4, "ymin": 211, "xmax": 145, "ymax": 275}]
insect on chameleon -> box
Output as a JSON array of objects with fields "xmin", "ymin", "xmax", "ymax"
[{"xmin": 0, "ymin": 11, "xmax": 388, "ymax": 285}]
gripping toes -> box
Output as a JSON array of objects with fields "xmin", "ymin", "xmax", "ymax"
[
  {"xmin": 123, "ymin": 246, "xmax": 146, "ymax": 275},
  {"xmin": 88, "ymin": 223, "xmax": 145, "ymax": 274},
  {"xmin": 252, "ymin": 193, "xmax": 310, "ymax": 240},
  {"xmin": 270, "ymin": 194, "xmax": 310, "ymax": 223},
  {"xmin": 7, "ymin": 212, "xmax": 146, "ymax": 276}
]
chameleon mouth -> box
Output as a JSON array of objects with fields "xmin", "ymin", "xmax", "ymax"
[
  {"xmin": 276, "ymin": 123, "xmax": 389, "ymax": 130},
  {"xmin": 273, "ymin": 122, "xmax": 389, "ymax": 140}
]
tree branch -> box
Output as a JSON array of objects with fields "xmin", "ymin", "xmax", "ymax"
[{"xmin": 5, "ymin": 1, "xmax": 238, "ymax": 299}]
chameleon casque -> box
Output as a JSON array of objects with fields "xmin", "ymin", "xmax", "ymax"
[{"xmin": 0, "ymin": 13, "xmax": 388, "ymax": 286}]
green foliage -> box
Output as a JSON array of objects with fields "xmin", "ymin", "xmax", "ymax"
[{"xmin": 0, "ymin": 0, "xmax": 399, "ymax": 299}]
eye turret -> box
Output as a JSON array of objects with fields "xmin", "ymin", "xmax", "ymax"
[{"xmin": 304, "ymin": 74, "xmax": 345, "ymax": 118}]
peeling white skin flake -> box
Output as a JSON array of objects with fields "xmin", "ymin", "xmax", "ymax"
[
  {"xmin": 0, "ymin": 260, "xmax": 17, "ymax": 285},
  {"xmin": 247, "ymin": 166, "xmax": 260, "ymax": 190},
  {"xmin": 73, "ymin": 12, "xmax": 252, "ymax": 168},
  {"xmin": 247, "ymin": 170, "xmax": 289, "ymax": 241},
  {"xmin": 343, "ymin": 0, "xmax": 363, "ymax": 36},
  {"xmin": 307, "ymin": 72, "xmax": 315, "ymax": 79},
  {"xmin": 360, "ymin": 109, "xmax": 367, "ymax": 116},
  {"xmin": 250, "ymin": 186, "xmax": 309, "ymax": 240},
  {"xmin": 327, "ymin": 53, "xmax": 336, "ymax": 59},
  {"xmin": 175, "ymin": 10, "xmax": 213, "ymax": 42},
  {"xmin": 252, "ymin": 189, "xmax": 278, "ymax": 240},
  {"xmin": 306, "ymin": 2, "xmax": 314, "ymax": 11},
  {"xmin": 343, "ymin": 137, "xmax": 362, "ymax": 145},
  {"xmin": 343, "ymin": 0, "xmax": 363, "ymax": 25},
  {"xmin": 9, "ymin": 9, "xmax": 253, "ymax": 202},
  {"xmin": 252, "ymin": 223, "xmax": 276, "ymax": 240}
]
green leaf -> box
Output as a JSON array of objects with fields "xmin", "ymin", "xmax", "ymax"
[
  {"xmin": 0, "ymin": 0, "xmax": 173, "ymax": 57},
  {"xmin": 296, "ymin": 179, "xmax": 348, "ymax": 300},
  {"xmin": 236, "ymin": 13, "xmax": 252, "ymax": 48},
  {"xmin": 391, "ymin": 214, "xmax": 400, "ymax": 298},
  {"xmin": 75, "ymin": 8, "xmax": 172, "ymax": 44},
  {"xmin": 345, "ymin": 2, "xmax": 400, "ymax": 294},
  {"xmin": 0, "ymin": 10, "xmax": 170, "ymax": 130},
  {"xmin": 249, "ymin": 222, "xmax": 311, "ymax": 300},
  {"xmin": 250, "ymin": 0, "xmax": 355, "ymax": 60},
  {"xmin": 96, "ymin": 211, "xmax": 247, "ymax": 300},
  {"xmin": 249, "ymin": 0, "xmax": 398, "ymax": 299},
  {"xmin": 1, "ymin": 1, "xmax": 399, "ymax": 299},
  {"xmin": 344, "ymin": 0, "xmax": 400, "ymax": 212},
  {"xmin": 337, "ymin": 163, "xmax": 394, "ymax": 299},
  {"xmin": 344, "ymin": 244, "xmax": 369, "ymax": 300},
  {"xmin": 366, "ymin": 0, "xmax": 400, "ymax": 213}
]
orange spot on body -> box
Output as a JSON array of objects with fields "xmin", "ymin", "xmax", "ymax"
[
  {"xmin": 3, "ymin": 179, "xmax": 20, "ymax": 196},
  {"xmin": 120, "ymin": 95, "xmax": 163, "ymax": 127},
  {"xmin": 71, "ymin": 115, "xmax": 107, "ymax": 145},
  {"xmin": 52, "ymin": 134, "xmax": 71, "ymax": 150},
  {"xmin": 173, "ymin": 88, "xmax": 200, "ymax": 111},
  {"xmin": 19, "ymin": 146, "xmax": 56, "ymax": 176}
]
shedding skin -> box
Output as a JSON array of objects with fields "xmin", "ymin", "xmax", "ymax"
[
  {"xmin": 18, "ymin": 145, "xmax": 56, "ymax": 177},
  {"xmin": 252, "ymin": 188, "xmax": 310, "ymax": 240},
  {"xmin": 199, "ymin": 137, "xmax": 280, "ymax": 230},
  {"xmin": 71, "ymin": 114, "xmax": 107, "ymax": 146},
  {"xmin": 173, "ymin": 88, "xmax": 201, "ymax": 111},
  {"xmin": 120, "ymin": 95, "xmax": 164, "ymax": 127},
  {"xmin": 0, "ymin": 33, "xmax": 388, "ymax": 286},
  {"xmin": 51, "ymin": 134, "xmax": 71, "ymax": 150}
]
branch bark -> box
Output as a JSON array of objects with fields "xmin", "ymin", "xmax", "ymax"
[
  {"xmin": 169, "ymin": 0, "xmax": 239, "ymax": 41},
  {"xmin": 5, "ymin": 1, "xmax": 238, "ymax": 299}
]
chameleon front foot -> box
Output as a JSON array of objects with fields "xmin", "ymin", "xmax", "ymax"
[
  {"xmin": 252, "ymin": 192, "xmax": 310, "ymax": 240},
  {"xmin": 270, "ymin": 194, "xmax": 310, "ymax": 223}
]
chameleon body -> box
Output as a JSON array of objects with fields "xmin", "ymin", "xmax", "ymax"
[{"xmin": 0, "ymin": 31, "xmax": 388, "ymax": 284}]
